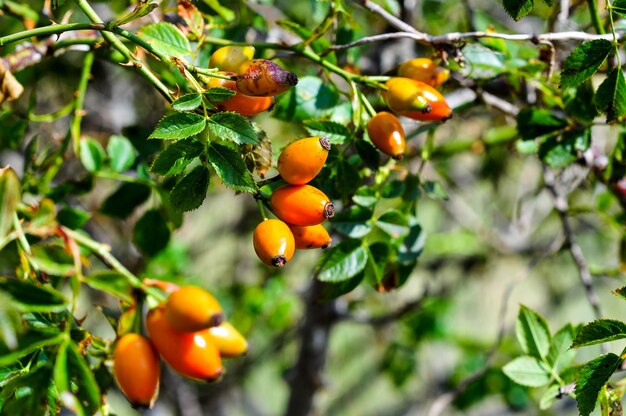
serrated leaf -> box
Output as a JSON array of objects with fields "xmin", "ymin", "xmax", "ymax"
[
  {"xmin": 133, "ymin": 209, "xmax": 171, "ymax": 255},
  {"xmin": 539, "ymin": 130, "xmax": 590, "ymax": 168},
  {"xmin": 331, "ymin": 205, "xmax": 373, "ymax": 238},
  {"xmin": 540, "ymin": 384, "xmax": 562, "ymax": 410},
  {"xmin": 502, "ymin": 0, "xmax": 534, "ymax": 21},
  {"xmin": 83, "ymin": 272, "xmax": 134, "ymax": 304},
  {"xmin": 149, "ymin": 112, "xmax": 206, "ymax": 140},
  {"xmin": 515, "ymin": 305, "xmax": 551, "ymax": 359},
  {"xmin": 138, "ymin": 22, "xmax": 191, "ymax": 60},
  {"xmin": 66, "ymin": 342, "xmax": 101, "ymax": 415},
  {"xmin": 100, "ymin": 182, "xmax": 151, "ymax": 218},
  {"xmin": 172, "ymin": 93, "xmax": 202, "ymax": 111},
  {"xmin": 576, "ymin": 353, "xmax": 621, "ymax": 416},
  {"xmin": 422, "ymin": 180, "xmax": 449, "ymax": 200},
  {"xmin": 0, "ymin": 330, "xmax": 64, "ymax": 367},
  {"xmin": 0, "ymin": 363, "xmax": 52, "ymax": 414},
  {"xmin": 376, "ymin": 210, "xmax": 410, "ymax": 239},
  {"xmin": 207, "ymin": 112, "xmax": 258, "ymax": 145},
  {"xmin": 303, "ymin": 120, "xmax": 352, "ymax": 144},
  {"xmin": 151, "ymin": 138, "xmax": 203, "ymax": 177},
  {"xmin": 315, "ymin": 271, "xmax": 365, "ymax": 301},
  {"xmin": 0, "ymin": 277, "xmax": 67, "ymax": 312},
  {"xmin": 572, "ymin": 319, "xmax": 626, "ymax": 348},
  {"xmin": 274, "ymin": 76, "xmax": 340, "ymax": 122},
  {"xmin": 207, "ymin": 142, "xmax": 257, "ymax": 193},
  {"xmin": 106, "ymin": 135, "xmax": 136, "ymax": 173},
  {"xmin": 316, "ymin": 239, "xmax": 369, "ymax": 282},
  {"xmin": 502, "ymin": 356, "xmax": 551, "ymax": 387},
  {"xmin": 170, "ymin": 166, "xmax": 210, "ymax": 212},
  {"xmin": 548, "ymin": 324, "xmax": 577, "ymax": 374},
  {"xmin": 30, "ymin": 244, "xmax": 75, "ymax": 276},
  {"xmin": 79, "ymin": 138, "xmax": 106, "ymax": 172},
  {"xmin": 0, "ymin": 166, "xmax": 20, "ymax": 238},
  {"xmin": 560, "ymin": 40, "xmax": 613, "ymax": 89},
  {"xmin": 205, "ymin": 86, "xmax": 237, "ymax": 103},
  {"xmin": 594, "ymin": 67, "xmax": 626, "ymax": 123}
]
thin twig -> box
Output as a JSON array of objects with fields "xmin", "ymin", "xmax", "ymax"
[
  {"xmin": 329, "ymin": 30, "xmax": 621, "ymax": 51},
  {"xmin": 542, "ymin": 165, "xmax": 603, "ymax": 322}
]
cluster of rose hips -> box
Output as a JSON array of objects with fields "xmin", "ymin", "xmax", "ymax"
[
  {"xmin": 113, "ymin": 285, "xmax": 246, "ymax": 408},
  {"xmin": 254, "ymin": 136, "xmax": 334, "ymax": 267},
  {"xmin": 368, "ymin": 58, "xmax": 452, "ymax": 160}
]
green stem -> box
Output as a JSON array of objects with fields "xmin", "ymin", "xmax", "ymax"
[
  {"xmin": 360, "ymin": 92, "xmax": 377, "ymax": 117},
  {"xmin": 256, "ymin": 197, "xmax": 269, "ymax": 220},
  {"xmin": 28, "ymin": 101, "xmax": 75, "ymax": 122},
  {"xmin": 256, "ymin": 174, "xmax": 282, "ymax": 188},
  {"xmin": 74, "ymin": 0, "xmax": 174, "ymax": 101},
  {"xmin": 0, "ymin": 22, "xmax": 96, "ymax": 46},
  {"xmin": 13, "ymin": 213, "xmax": 41, "ymax": 274},
  {"xmin": 95, "ymin": 170, "xmax": 154, "ymax": 186},
  {"xmin": 587, "ymin": 0, "xmax": 606, "ymax": 34},
  {"xmin": 70, "ymin": 51, "xmax": 94, "ymax": 155},
  {"xmin": 63, "ymin": 227, "xmax": 143, "ymax": 288}
]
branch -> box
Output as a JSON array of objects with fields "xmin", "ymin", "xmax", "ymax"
[{"xmin": 542, "ymin": 165, "xmax": 603, "ymax": 322}]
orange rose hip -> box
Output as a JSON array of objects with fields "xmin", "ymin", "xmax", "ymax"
[
  {"xmin": 207, "ymin": 71, "xmax": 274, "ymax": 117},
  {"xmin": 289, "ymin": 224, "xmax": 332, "ymax": 249},
  {"xmin": 146, "ymin": 307, "xmax": 223, "ymax": 381},
  {"xmin": 165, "ymin": 285, "xmax": 224, "ymax": 332},
  {"xmin": 113, "ymin": 333, "xmax": 160, "ymax": 408},
  {"xmin": 367, "ymin": 112, "xmax": 406, "ymax": 160},
  {"xmin": 270, "ymin": 185, "xmax": 335, "ymax": 226},
  {"xmin": 208, "ymin": 322, "xmax": 249, "ymax": 357},
  {"xmin": 253, "ymin": 219, "xmax": 295, "ymax": 267},
  {"xmin": 385, "ymin": 77, "xmax": 452, "ymax": 122},
  {"xmin": 277, "ymin": 136, "xmax": 331, "ymax": 184},
  {"xmin": 236, "ymin": 59, "xmax": 298, "ymax": 96}
]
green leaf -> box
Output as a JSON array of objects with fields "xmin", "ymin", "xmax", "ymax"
[
  {"xmin": 274, "ymin": 76, "xmax": 340, "ymax": 122},
  {"xmin": 576, "ymin": 353, "xmax": 621, "ymax": 416},
  {"xmin": 354, "ymin": 139, "xmax": 380, "ymax": 170},
  {"xmin": 565, "ymin": 81, "xmax": 598, "ymax": 122},
  {"xmin": 172, "ymin": 93, "xmax": 202, "ymax": 112},
  {"xmin": 613, "ymin": 0, "xmax": 626, "ymax": 17},
  {"xmin": 336, "ymin": 159, "xmax": 361, "ymax": 196},
  {"xmin": 613, "ymin": 286, "xmax": 626, "ymax": 300},
  {"xmin": 0, "ymin": 363, "xmax": 53, "ymax": 415},
  {"xmin": 0, "ymin": 166, "xmax": 20, "ymax": 238},
  {"xmin": 203, "ymin": 0, "xmax": 235, "ymax": 21},
  {"xmin": 207, "ymin": 112, "xmax": 258, "ymax": 145},
  {"xmin": 540, "ymin": 384, "xmax": 562, "ymax": 410},
  {"xmin": 112, "ymin": 1, "xmax": 158, "ymax": 26},
  {"xmin": 376, "ymin": 210, "xmax": 410, "ymax": 239},
  {"xmin": 422, "ymin": 180, "xmax": 449, "ymax": 200},
  {"xmin": 502, "ymin": 0, "xmax": 534, "ymax": 20},
  {"xmin": 398, "ymin": 218, "xmax": 425, "ymax": 264},
  {"xmin": 53, "ymin": 339, "xmax": 69, "ymax": 394},
  {"xmin": 539, "ymin": 130, "xmax": 590, "ymax": 168},
  {"xmin": 170, "ymin": 165, "xmax": 210, "ymax": 212},
  {"xmin": 515, "ymin": 305, "xmax": 551, "ymax": 359},
  {"xmin": 366, "ymin": 241, "xmax": 390, "ymax": 285},
  {"xmin": 79, "ymin": 138, "xmax": 106, "ymax": 173},
  {"xmin": 100, "ymin": 182, "xmax": 151, "ymax": 218},
  {"xmin": 352, "ymin": 186, "xmax": 378, "ymax": 208},
  {"xmin": 106, "ymin": 135, "xmax": 136, "ymax": 173},
  {"xmin": 65, "ymin": 342, "xmax": 101, "ymax": 415},
  {"xmin": 316, "ymin": 239, "xmax": 369, "ymax": 282},
  {"xmin": 572, "ymin": 319, "xmax": 626, "ymax": 348},
  {"xmin": 0, "ymin": 277, "xmax": 67, "ymax": 312},
  {"xmin": 207, "ymin": 142, "xmax": 257, "ymax": 193},
  {"xmin": 57, "ymin": 206, "xmax": 91, "ymax": 230},
  {"xmin": 149, "ymin": 112, "xmax": 206, "ymax": 140},
  {"xmin": 594, "ymin": 67, "xmax": 626, "ymax": 123},
  {"xmin": 133, "ymin": 209, "xmax": 171, "ymax": 256},
  {"xmin": 548, "ymin": 324, "xmax": 577, "ymax": 374},
  {"xmin": 331, "ymin": 205, "xmax": 373, "ymax": 238},
  {"xmin": 502, "ymin": 356, "xmax": 551, "ymax": 387},
  {"xmin": 303, "ymin": 120, "xmax": 352, "ymax": 145},
  {"xmin": 315, "ymin": 271, "xmax": 365, "ymax": 301},
  {"xmin": 83, "ymin": 272, "xmax": 134, "ymax": 304},
  {"xmin": 517, "ymin": 108, "xmax": 568, "ymax": 140},
  {"xmin": 560, "ymin": 40, "xmax": 613, "ymax": 89},
  {"xmin": 138, "ymin": 22, "xmax": 191, "ymax": 60},
  {"xmin": 0, "ymin": 329, "xmax": 63, "ymax": 367},
  {"xmin": 30, "ymin": 244, "xmax": 75, "ymax": 276},
  {"xmin": 151, "ymin": 138, "xmax": 203, "ymax": 176},
  {"xmin": 205, "ymin": 87, "xmax": 237, "ymax": 103}
]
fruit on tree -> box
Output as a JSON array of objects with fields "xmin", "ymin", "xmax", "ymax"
[
  {"xmin": 277, "ymin": 136, "xmax": 331, "ymax": 184},
  {"xmin": 209, "ymin": 45, "xmax": 255, "ymax": 73},
  {"xmin": 208, "ymin": 321, "xmax": 249, "ymax": 357},
  {"xmin": 146, "ymin": 306, "xmax": 223, "ymax": 381},
  {"xmin": 397, "ymin": 58, "xmax": 450, "ymax": 87},
  {"xmin": 270, "ymin": 185, "xmax": 335, "ymax": 226},
  {"xmin": 113, "ymin": 333, "xmax": 160, "ymax": 408},
  {"xmin": 253, "ymin": 218, "xmax": 295, "ymax": 267},
  {"xmin": 366, "ymin": 111, "xmax": 406, "ymax": 160},
  {"xmin": 288, "ymin": 224, "xmax": 332, "ymax": 249},
  {"xmin": 236, "ymin": 59, "xmax": 298, "ymax": 96},
  {"xmin": 207, "ymin": 72, "xmax": 274, "ymax": 117},
  {"xmin": 164, "ymin": 285, "xmax": 224, "ymax": 332},
  {"xmin": 385, "ymin": 77, "xmax": 452, "ymax": 122}
]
